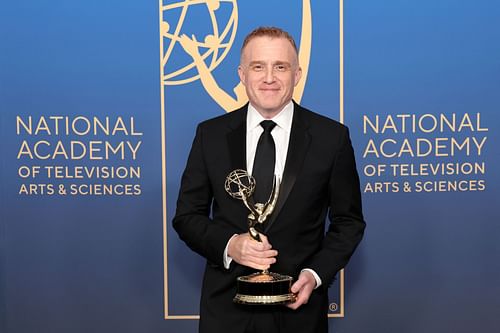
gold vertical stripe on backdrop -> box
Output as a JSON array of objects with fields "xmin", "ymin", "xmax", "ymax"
[
  {"xmin": 159, "ymin": 1, "xmax": 170, "ymax": 319},
  {"xmin": 328, "ymin": 0, "xmax": 345, "ymax": 318}
]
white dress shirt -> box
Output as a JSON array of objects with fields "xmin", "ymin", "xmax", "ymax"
[
  {"xmin": 245, "ymin": 102, "xmax": 293, "ymax": 180},
  {"xmin": 223, "ymin": 101, "xmax": 322, "ymax": 288}
]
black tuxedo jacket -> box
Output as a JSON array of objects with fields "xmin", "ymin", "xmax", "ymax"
[{"xmin": 173, "ymin": 102, "xmax": 365, "ymax": 333}]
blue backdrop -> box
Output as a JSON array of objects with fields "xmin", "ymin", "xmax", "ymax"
[{"xmin": 1, "ymin": 1, "xmax": 499, "ymax": 332}]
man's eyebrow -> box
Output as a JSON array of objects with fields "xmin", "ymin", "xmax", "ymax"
[
  {"xmin": 273, "ymin": 61, "xmax": 291, "ymax": 66},
  {"xmin": 247, "ymin": 60, "xmax": 292, "ymax": 66}
]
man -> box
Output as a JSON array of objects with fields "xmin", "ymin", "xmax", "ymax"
[{"xmin": 173, "ymin": 27, "xmax": 365, "ymax": 333}]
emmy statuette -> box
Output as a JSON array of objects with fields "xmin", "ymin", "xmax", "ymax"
[{"xmin": 224, "ymin": 169, "xmax": 296, "ymax": 305}]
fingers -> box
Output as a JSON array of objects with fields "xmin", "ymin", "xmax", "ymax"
[
  {"xmin": 237, "ymin": 235, "xmax": 277, "ymax": 270},
  {"xmin": 286, "ymin": 271, "xmax": 316, "ymax": 310},
  {"xmin": 290, "ymin": 276, "xmax": 307, "ymax": 294},
  {"xmin": 241, "ymin": 253, "xmax": 276, "ymax": 270},
  {"xmin": 227, "ymin": 233, "xmax": 278, "ymax": 270},
  {"xmin": 258, "ymin": 233, "xmax": 272, "ymax": 248}
]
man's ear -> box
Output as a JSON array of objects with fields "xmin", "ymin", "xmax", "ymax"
[
  {"xmin": 237, "ymin": 65, "xmax": 245, "ymax": 85},
  {"xmin": 294, "ymin": 66, "xmax": 303, "ymax": 86}
]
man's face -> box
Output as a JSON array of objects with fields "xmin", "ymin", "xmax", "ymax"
[{"xmin": 238, "ymin": 36, "xmax": 302, "ymax": 118}]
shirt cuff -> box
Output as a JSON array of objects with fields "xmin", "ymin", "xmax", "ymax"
[
  {"xmin": 223, "ymin": 234, "xmax": 238, "ymax": 269},
  {"xmin": 301, "ymin": 268, "xmax": 322, "ymax": 289}
]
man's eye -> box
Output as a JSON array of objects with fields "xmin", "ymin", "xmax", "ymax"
[
  {"xmin": 251, "ymin": 65, "xmax": 263, "ymax": 71},
  {"xmin": 275, "ymin": 65, "xmax": 286, "ymax": 71}
]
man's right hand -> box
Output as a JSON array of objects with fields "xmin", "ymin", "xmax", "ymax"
[{"xmin": 227, "ymin": 233, "xmax": 278, "ymax": 270}]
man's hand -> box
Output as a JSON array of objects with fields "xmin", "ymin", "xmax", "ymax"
[
  {"xmin": 286, "ymin": 270, "xmax": 316, "ymax": 310},
  {"xmin": 227, "ymin": 233, "xmax": 278, "ymax": 271}
]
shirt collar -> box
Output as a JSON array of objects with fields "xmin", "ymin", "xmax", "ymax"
[{"xmin": 247, "ymin": 101, "xmax": 294, "ymax": 133}]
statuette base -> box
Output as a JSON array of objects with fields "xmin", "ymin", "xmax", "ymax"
[{"xmin": 233, "ymin": 272, "xmax": 296, "ymax": 305}]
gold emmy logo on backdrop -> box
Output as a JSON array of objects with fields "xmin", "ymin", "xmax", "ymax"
[{"xmin": 160, "ymin": 0, "xmax": 312, "ymax": 112}]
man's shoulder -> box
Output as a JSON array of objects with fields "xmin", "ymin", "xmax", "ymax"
[
  {"xmin": 198, "ymin": 105, "xmax": 247, "ymax": 130},
  {"xmin": 295, "ymin": 103, "xmax": 348, "ymax": 133}
]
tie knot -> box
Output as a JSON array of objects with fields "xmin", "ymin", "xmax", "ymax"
[{"xmin": 260, "ymin": 120, "xmax": 276, "ymax": 133}]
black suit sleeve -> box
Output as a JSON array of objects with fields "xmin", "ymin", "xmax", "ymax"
[
  {"xmin": 307, "ymin": 127, "xmax": 366, "ymax": 287},
  {"xmin": 173, "ymin": 124, "xmax": 236, "ymax": 268}
]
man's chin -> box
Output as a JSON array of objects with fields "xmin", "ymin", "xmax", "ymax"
[
  {"xmin": 254, "ymin": 106, "xmax": 284, "ymax": 118},
  {"xmin": 253, "ymin": 99, "xmax": 286, "ymax": 114}
]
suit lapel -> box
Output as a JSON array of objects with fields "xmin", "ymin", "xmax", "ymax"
[
  {"xmin": 264, "ymin": 103, "xmax": 311, "ymax": 233},
  {"xmin": 226, "ymin": 105, "xmax": 248, "ymax": 171}
]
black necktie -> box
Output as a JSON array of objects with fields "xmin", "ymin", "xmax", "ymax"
[{"xmin": 252, "ymin": 120, "xmax": 277, "ymax": 204}]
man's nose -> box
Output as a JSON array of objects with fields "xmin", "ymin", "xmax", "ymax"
[{"xmin": 263, "ymin": 66, "xmax": 275, "ymax": 83}]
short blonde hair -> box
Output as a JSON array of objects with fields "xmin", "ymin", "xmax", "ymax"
[{"xmin": 241, "ymin": 26, "xmax": 298, "ymax": 54}]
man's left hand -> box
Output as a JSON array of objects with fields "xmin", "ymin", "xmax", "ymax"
[{"xmin": 286, "ymin": 270, "xmax": 316, "ymax": 310}]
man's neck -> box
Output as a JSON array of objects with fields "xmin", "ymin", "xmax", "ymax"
[{"xmin": 250, "ymin": 101, "xmax": 293, "ymax": 120}]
